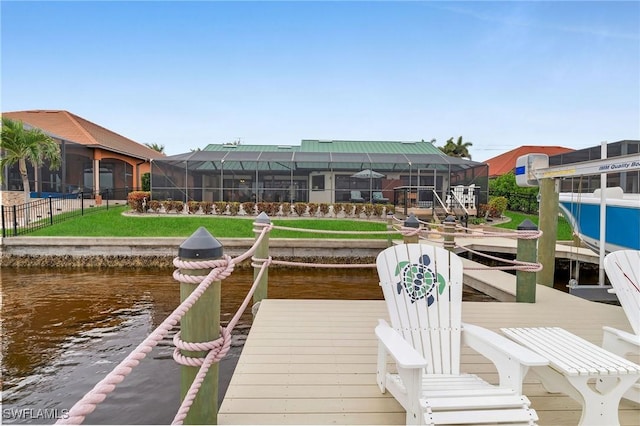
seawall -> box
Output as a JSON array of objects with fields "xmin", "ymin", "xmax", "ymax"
[{"xmin": 0, "ymin": 237, "xmax": 388, "ymax": 268}]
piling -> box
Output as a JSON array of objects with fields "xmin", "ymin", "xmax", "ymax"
[
  {"xmin": 516, "ymin": 219, "xmax": 538, "ymax": 303},
  {"xmin": 403, "ymin": 213, "xmax": 420, "ymax": 244},
  {"xmin": 178, "ymin": 227, "xmax": 223, "ymax": 424},
  {"xmin": 443, "ymin": 215, "xmax": 457, "ymax": 252},
  {"xmin": 253, "ymin": 212, "xmax": 271, "ymax": 305},
  {"xmin": 537, "ymin": 178, "xmax": 559, "ymax": 287}
]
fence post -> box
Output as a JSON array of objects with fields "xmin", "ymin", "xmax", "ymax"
[
  {"xmin": 13, "ymin": 205, "xmax": 18, "ymax": 236},
  {"xmin": 253, "ymin": 212, "xmax": 271, "ymax": 306},
  {"xmin": 403, "ymin": 213, "xmax": 420, "ymax": 244},
  {"xmin": 178, "ymin": 227, "xmax": 223, "ymax": 424},
  {"xmin": 516, "ymin": 219, "xmax": 538, "ymax": 303},
  {"xmin": 49, "ymin": 196, "xmax": 54, "ymax": 225},
  {"xmin": 443, "ymin": 215, "xmax": 456, "ymax": 251},
  {"xmin": 81, "ymin": 192, "xmax": 84, "ymax": 216}
]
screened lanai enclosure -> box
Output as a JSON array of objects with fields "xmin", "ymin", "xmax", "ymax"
[{"xmin": 150, "ymin": 145, "xmax": 489, "ymax": 217}]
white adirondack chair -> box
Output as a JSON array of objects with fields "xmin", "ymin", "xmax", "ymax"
[
  {"xmin": 598, "ymin": 250, "xmax": 640, "ymax": 403},
  {"xmin": 376, "ymin": 244, "xmax": 548, "ymax": 425}
]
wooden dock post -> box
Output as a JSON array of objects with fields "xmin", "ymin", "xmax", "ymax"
[
  {"xmin": 386, "ymin": 216, "xmax": 394, "ymax": 247},
  {"xmin": 253, "ymin": 212, "xmax": 271, "ymax": 305},
  {"xmin": 178, "ymin": 227, "xmax": 223, "ymax": 424},
  {"xmin": 537, "ymin": 178, "xmax": 559, "ymax": 287},
  {"xmin": 403, "ymin": 213, "xmax": 420, "ymax": 244},
  {"xmin": 517, "ymin": 219, "xmax": 538, "ymax": 303},
  {"xmin": 443, "ymin": 215, "xmax": 456, "ymax": 252}
]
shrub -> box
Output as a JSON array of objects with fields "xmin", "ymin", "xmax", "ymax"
[
  {"xmin": 319, "ymin": 203, "xmax": 330, "ymax": 217},
  {"xmin": 281, "ymin": 203, "xmax": 291, "ymax": 216},
  {"xmin": 228, "ymin": 202, "xmax": 240, "ymax": 216},
  {"xmin": 241, "ymin": 202, "xmax": 255, "ymax": 215},
  {"xmin": 342, "ymin": 203, "xmax": 354, "ymax": 217},
  {"xmin": 477, "ymin": 203, "xmax": 489, "ymax": 218},
  {"xmin": 256, "ymin": 202, "xmax": 279, "ymax": 216},
  {"xmin": 173, "ymin": 201, "xmax": 184, "ymax": 214},
  {"xmin": 363, "ymin": 203, "xmax": 374, "ymax": 217},
  {"xmin": 127, "ymin": 191, "xmax": 150, "ymax": 213},
  {"xmin": 293, "ymin": 203, "xmax": 307, "ymax": 217},
  {"xmin": 307, "ymin": 203, "xmax": 318, "ymax": 217},
  {"xmin": 162, "ymin": 200, "xmax": 175, "ymax": 213},
  {"xmin": 188, "ymin": 201, "xmax": 201, "ymax": 214},
  {"xmin": 373, "ymin": 204, "xmax": 384, "ymax": 218},
  {"xmin": 214, "ymin": 202, "xmax": 227, "ymax": 215},
  {"xmin": 354, "ymin": 204, "xmax": 365, "ymax": 217},
  {"xmin": 488, "ymin": 196, "xmax": 508, "ymax": 217},
  {"xmin": 201, "ymin": 201, "xmax": 213, "ymax": 214},
  {"xmin": 148, "ymin": 199, "xmax": 161, "ymax": 212}
]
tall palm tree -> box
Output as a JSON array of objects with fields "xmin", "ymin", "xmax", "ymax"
[
  {"xmin": 145, "ymin": 142, "xmax": 165, "ymax": 153},
  {"xmin": 1, "ymin": 117, "xmax": 61, "ymax": 203},
  {"xmin": 439, "ymin": 136, "xmax": 473, "ymax": 160}
]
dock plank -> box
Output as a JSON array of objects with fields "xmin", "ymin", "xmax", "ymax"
[{"xmin": 219, "ymin": 281, "xmax": 639, "ymax": 425}]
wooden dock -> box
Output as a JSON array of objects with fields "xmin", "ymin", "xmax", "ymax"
[{"xmin": 219, "ymin": 274, "xmax": 640, "ymax": 424}]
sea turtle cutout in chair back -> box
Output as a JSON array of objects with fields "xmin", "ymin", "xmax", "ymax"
[{"xmin": 375, "ymin": 243, "xmax": 548, "ymax": 425}]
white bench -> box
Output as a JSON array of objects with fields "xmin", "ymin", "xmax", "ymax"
[{"xmin": 501, "ymin": 327, "xmax": 640, "ymax": 426}]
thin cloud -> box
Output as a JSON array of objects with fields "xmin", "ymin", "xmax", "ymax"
[{"xmin": 435, "ymin": 3, "xmax": 639, "ymax": 41}]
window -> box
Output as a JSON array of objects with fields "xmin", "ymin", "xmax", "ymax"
[{"xmin": 311, "ymin": 175, "xmax": 325, "ymax": 190}]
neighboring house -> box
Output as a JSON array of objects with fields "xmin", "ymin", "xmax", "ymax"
[
  {"xmin": 484, "ymin": 146, "xmax": 574, "ymax": 178},
  {"xmin": 1, "ymin": 110, "xmax": 164, "ymax": 203},
  {"xmin": 153, "ymin": 139, "xmax": 489, "ymax": 213}
]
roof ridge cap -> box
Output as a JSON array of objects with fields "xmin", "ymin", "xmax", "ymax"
[{"xmin": 62, "ymin": 111, "xmax": 99, "ymax": 144}]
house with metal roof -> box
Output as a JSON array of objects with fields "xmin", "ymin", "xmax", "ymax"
[
  {"xmin": 1, "ymin": 110, "xmax": 164, "ymax": 201},
  {"xmin": 153, "ymin": 139, "xmax": 488, "ymax": 217}
]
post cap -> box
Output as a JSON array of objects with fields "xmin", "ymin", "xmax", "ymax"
[
  {"xmin": 517, "ymin": 219, "xmax": 538, "ymax": 231},
  {"xmin": 404, "ymin": 213, "xmax": 419, "ymax": 228},
  {"xmin": 178, "ymin": 227, "xmax": 223, "ymax": 259},
  {"xmin": 255, "ymin": 211, "xmax": 271, "ymax": 224},
  {"xmin": 444, "ymin": 215, "xmax": 456, "ymax": 223}
]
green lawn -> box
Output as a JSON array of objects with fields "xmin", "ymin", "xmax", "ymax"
[
  {"xmin": 28, "ymin": 206, "xmax": 396, "ymax": 239},
  {"xmin": 494, "ymin": 210, "xmax": 574, "ymax": 241},
  {"xmin": 25, "ymin": 206, "xmax": 574, "ymax": 241}
]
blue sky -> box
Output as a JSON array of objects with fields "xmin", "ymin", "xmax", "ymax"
[{"xmin": 2, "ymin": 1, "xmax": 639, "ymax": 161}]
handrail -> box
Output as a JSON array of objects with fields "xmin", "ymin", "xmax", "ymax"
[
  {"xmin": 450, "ymin": 189, "xmax": 470, "ymax": 216},
  {"xmin": 431, "ymin": 189, "xmax": 450, "ymax": 215}
]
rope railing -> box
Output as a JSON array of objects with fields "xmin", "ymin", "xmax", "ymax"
[
  {"xmin": 57, "ymin": 224, "xmax": 273, "ymax": 425},
  {"xmin": 59, "ymin": 213, "xmax": 544, "ymax": 425},
  {"xmin": 391, "ymin": 215, "xmax": 543, "ymax": 240}
]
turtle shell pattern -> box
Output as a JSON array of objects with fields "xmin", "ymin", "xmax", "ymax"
[{"xmin": 395, "ymin": 254, "xmax": 446, "ymax": 305}]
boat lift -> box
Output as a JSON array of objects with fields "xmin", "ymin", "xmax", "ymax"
[{"xmin": 516, "ymin": 144, "xmax": 640, "ymax": 301}]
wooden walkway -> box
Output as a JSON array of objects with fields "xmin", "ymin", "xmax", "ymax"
[{"xmin": 219, "ymin": 276, "xmax": 640, "ymax": 425}]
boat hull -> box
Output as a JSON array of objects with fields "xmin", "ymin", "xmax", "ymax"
[{"xmin": 559, "ymin": 188, "xmax": 640, "ymax": 253}]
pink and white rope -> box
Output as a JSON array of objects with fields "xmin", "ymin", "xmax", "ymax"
[
  {"xmin": 458, "ymin": 245, "xmax": 543, "ymax": 272},
  {"xmin": 171, "ymin": 257, "xmax": 271, "ymax": 425},
  {"xmin": 57, "ymin": 224, "xmax": 272, "ymax": 425}
]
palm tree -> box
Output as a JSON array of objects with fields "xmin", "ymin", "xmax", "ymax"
[
  {"xmin": 145, "ymin": 142, "xmax": 165, "ymax": 153},
  {"xmin": 1, "ymin": 117, "xmax": 61, "ymax": 203},
  {"xmin": 439, "ymin": 136, "xmax": 472, "ymax": 160}
]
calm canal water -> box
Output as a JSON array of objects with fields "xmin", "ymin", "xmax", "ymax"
[{"xmin": 1, "ymin": 267, "xmax": 493, "ymax": 425}]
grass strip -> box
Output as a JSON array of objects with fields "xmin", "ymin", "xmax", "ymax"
[
  {"xmin": 27, "ymin": 206, "xmax": 396, "ymax": 239},
  {"xmin": 495, "ymin": 210, "xmax": 573, "ymax": 241}
]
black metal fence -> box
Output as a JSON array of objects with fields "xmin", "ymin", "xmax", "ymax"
[{"xmin": 1, "ymin": 191, "xmax": 120, "ymax": 237}]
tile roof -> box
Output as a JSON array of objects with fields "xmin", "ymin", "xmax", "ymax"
[
  {"xmin": 484, "ymin": 145, "xmax": 575, "ymax": 177},
  {"xmin": 2, "ymin": 110, "xmax": 164, "ymax": 160}
]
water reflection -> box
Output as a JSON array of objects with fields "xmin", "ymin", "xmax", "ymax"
[{"xmin": 1, "ymin": 267, "xmax": 492, "ymax": 424}]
